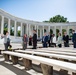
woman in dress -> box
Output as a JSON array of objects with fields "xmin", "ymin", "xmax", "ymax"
[
  {"xmin": 29, "ymin": 35, "xmax": 32, "ymax": 46},
  {"xmin": 57, "ymin": 33, "xmax": 62, "ymax": 48},
  {"xmin": 23, "ymin": 34, "xmax": 28, "ymax": 50}
]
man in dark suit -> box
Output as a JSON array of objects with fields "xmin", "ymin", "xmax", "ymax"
[
  {"xmin": 63, "ymin": 32, "xmax": 69, "ymax": 47},
  {"xmin": 32, "ymin": 30, "xmax": 37, "ymax": 49},
  {"xmin": 72, "ymin": 30, "xmax": 76, "ymax": 48},
  {"xmin": 48, "ymin": 32, "xmax": 52, "ymax": 47},
  {"xmin": 42, "ymin": 32, "xmax": 48, "ymax": 48}
]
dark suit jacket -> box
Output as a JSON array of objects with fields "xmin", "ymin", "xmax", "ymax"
[
  {"xmin": 63, "ymin": 35, "xmax": 69, "ymax": 43},
  {"xmin": 42, "ymin": 35, "xmax": 48, "ymax": 43},
  {"xmin": 48, "ymin": 35, "xmax": 52, "ymax": 41},
  {"xmin": 72, "ymin": 33, "xmax": 76, "ymax": 43},
  {"xmin": 33, "ymin": 33, "xmax": 37, "ymax": 45}
]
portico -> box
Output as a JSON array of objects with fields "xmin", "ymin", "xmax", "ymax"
[{"xmin": 0, "ymin": 9, "xmax": 76, "ymax": 39}]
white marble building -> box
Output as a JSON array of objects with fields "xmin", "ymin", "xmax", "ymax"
[{"xmin": 0, "ymin": 9, "xmax": 76, "ymax": 40}]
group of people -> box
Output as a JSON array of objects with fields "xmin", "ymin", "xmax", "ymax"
[
  {"xmin": 42, "ymin": 32, "xmax": 62, "ymax": 48},
  {"xmin": 1, "ymin": 29, "xmax": 76, "ymax": 51},
  {"xmin": 22, "ymin": 30, "xmax": 37, "ymax": 50},
  {"xmin": 42, "ymin": 30, "xmax": 76, "ymax": 49},
  {"xmin": 22, "ymin": 29, "xmax": 76, "ymax": 50}
]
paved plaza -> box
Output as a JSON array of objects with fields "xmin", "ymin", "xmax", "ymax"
[
  {"xmin": 0, "ymin": 43, "xmax": 75, "ymax": 75},
  {"xmin": 0, "ymin": 43, "xmax": 43, "ymax": 75}
]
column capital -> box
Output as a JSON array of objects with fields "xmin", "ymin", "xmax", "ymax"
[{"xmin": 2, "ymin": 15, "xmax": 4, "ymax": 18}]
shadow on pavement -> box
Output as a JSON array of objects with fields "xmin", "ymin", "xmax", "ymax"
[{"xmin": 0, "ymin": 61, "xmax": 30, "ymax": 75}]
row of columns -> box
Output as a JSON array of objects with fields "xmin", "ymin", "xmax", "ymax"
[{"xmin": 0, "ymin": 15, "xmax": 71, "ymax": 38}]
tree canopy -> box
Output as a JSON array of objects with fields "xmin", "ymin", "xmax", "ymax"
[{"xmin": 43, "ymin": 15, "xmax": 69, "ymax": 23}]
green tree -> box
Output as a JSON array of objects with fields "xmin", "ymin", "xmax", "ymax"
[
  {"xmin": 50, "ymin": 29, "xmax": 53, "ymax": 34},
  {"xmin": 4, "ymin": 28, "xmax": 8, "ymax": 35},
  {"xmin": 43, "ymin": 15, "xmax": 69, "ymax": 23},
  {"xmin": 56, "ymin": 29, "xmax": 59, "ymax": 37},
  {"xmin": 43, "ymin": 20, "xmax": 49, "ymax": 23},
  {"xmin": 10, "ymin": 29, "xmax": 14, "ymax": 36},
  {"xmin": 62, "ymin": 29, "xmax": 66, "ymax": 36},
  {"xmin": 3, "ymin": 23, "xmax": 8, "ymax": 35},
  {"xmin": 18, "ymin": 30, "xmax": 20, "ymax": 36},
  {"xmin": 43, "ymin": 15, "xmax": 69, "ymax": 36}
]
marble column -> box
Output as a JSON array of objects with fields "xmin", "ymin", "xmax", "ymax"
[
  {"xmin": 37, "ymin": 25, "xmax": 38, "ymax": 38},
  {"xmin": 1, "ymin": 16, "xmax": 4, "ymax": 34},
  {"xmin": 26, "ymin": 24, "xmax": 28, "ymax": 36},
  {"xmin": 67, "ymin": 26, "xmax": 69, "ymax": 35},
  {"xmin": 43, "ymin": 26, "xmax": 44, "ymax": 36},
  {"xmin": 40, "ymin": 28, "xmax": 42, "ymax": 38},
  {"xmin": 48, "ymin": 26, "xmax": 50, "ymax": 34},
  {"xmin": 20, "ymin": 22, "xmax": 23, "ymax": 36},
  {"xmin": 8, "ymin": 19, "xmax": 10, "ymax": 35},
  {"xmin": 28, "ymin": 24, "xmax": 31, "ymax": 36},
  {"xmin": 14, "ymin": 21, "xmax": 17, "ymax": 36},
  {"xmin": 60, "ymin": 26, "xmax": 62, "ymax": 36},
  {"xmin": 35, "ymin": 25, "xmax": 36, "ymax": 30}
]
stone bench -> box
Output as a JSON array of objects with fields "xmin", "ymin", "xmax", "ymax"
[
  {"xmin": 0, "ymin": 47, "xmax": 23, "ymax": 54},
  {"xmin": 41, "ymin": 48, "xmax": 76, "ymax": 53},
  {"xmin": 35, "ymin": 49, "xmax": 76, "ymax": 56},
  {"xmin": 16, "ymin": 48, "xmax": 76, "ymax": 56},
  {"xmin": 0, "ymin": 49, "xmax": 5, "ymax": 54},
  {"xmin": 15, "ymin": 50, "xmax": 76, "ymax": 62},
  {"xmin": 3, "ymin": 51, "xmax": 76, "ymax": 75}
]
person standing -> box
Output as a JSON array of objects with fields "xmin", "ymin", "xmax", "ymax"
[
  {"xmin": 57, "ymin": 33, "xmax": 62, "ymax": 48},
  {"xmin": 4, "ymin": 32, "xmax": 10, "ymax": 50},
  {"xmin": 29, "ymin": 35, "xmax": 32, "ymax": 46},
  {"xmin": 63, "ymin": 32, "xmax": 69, "ymax": 47},
  {"xmin": 42, "ymin": 32, "xmax": 48, "ymax": 48},
  {"xmin": 7, "ymin": 32, "xmax": 10, "ymax": 47},
  {"xmin": 23, "ymin": 34, "xmax": 28, "ymax": 50},
  {"xmin": 48, "ymin": 32, "xmax": 52, "ymax": 47},
  {"xmin": 52, "ymin": 34, "xmax": 56, "ymax": 47},
  {"xmin": 32, "ymin": 30, "xmax": 37, "ymax": 49},
  {"xmin": 72, "ymin": 30, "xmax": 76, "ymax": 48}
]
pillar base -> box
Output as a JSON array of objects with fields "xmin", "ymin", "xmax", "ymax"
[
  {"xmin": 23, "ymin": 58, "xmax": 32, "ymax": 70},
  {"xmin": 3, "ymin": 54, "xmax": 9, "ymax": 61},
  {"xmin": 11, "ymin": 56, "xmax": 18, "ymax": 64},
  {"xmin": 41, "ymin": 63, "xmax": 53, "ymax": 75}
]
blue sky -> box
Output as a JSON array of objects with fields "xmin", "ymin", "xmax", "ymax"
[{"xmin": 0, "ymin": 0, "xmax": 76, "ymax": 22}]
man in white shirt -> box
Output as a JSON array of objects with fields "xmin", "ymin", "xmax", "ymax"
[{"xmin": 52, "ymin": 34, "xmax": 56, "ymax": 47}]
